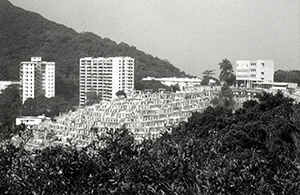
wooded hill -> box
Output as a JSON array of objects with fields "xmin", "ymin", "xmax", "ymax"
[
  {"xmin": 0, "ymin": 0, "xmax": 188, "ymax": 100},
  {"xmin": 274, "ymin": 70, "xmax": 300, "ymax": 85}
]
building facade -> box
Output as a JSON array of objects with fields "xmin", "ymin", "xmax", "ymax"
[
  {"xmin": 20, "ymin": 57, "xmax": 55, "ymax": 103},
  {"xmin": 236, "ymin": 60, "xmax": 274, "ymax": 88},
  {"xmin": 142, "ymin": 77, "xmax": 202, "ymax": 91},
  {"xmin": 79, "ymin": 56, "xmax": 134, "ymax": 106},
  {"xmin": 16, "ymin": 115, "xmax": 51, "ymax": 126}
]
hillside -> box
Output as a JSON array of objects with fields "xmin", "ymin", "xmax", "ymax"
[
  {"xmin": 274, "ymin": 70, "xmax": 300, "ymax": 85},
  {"xmin": 1, "ymin": 91, "xmax": 300, "ymax": 194},
  {"xmin": 0, "ymin": 0, "xmax": 188, "ymax": 99}
]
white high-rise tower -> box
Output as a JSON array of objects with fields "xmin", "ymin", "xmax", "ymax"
[
  {"xmin": 79, "ymin": 56, "xmax": 134, "ymax": 106},
  {"xmin": 20, "ymin": 57, "xmax": 55, "ymax": 103}
]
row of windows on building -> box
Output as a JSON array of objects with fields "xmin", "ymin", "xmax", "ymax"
[{"xmin": 237, "ymin": 62, "xmax": 265, "ymax": 67}]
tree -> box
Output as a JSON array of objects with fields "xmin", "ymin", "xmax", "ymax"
[
  {"xmin": 85, "ymin": 91, "xmax": 102, "ymax": 106},
  {"xmin": 211, "ymin": 83, "xmax": 235, "ymax": 109},
  {"xmin": 22, "ymin": 96, "xmax": 48, "ymax": 116},
  {"xmin": 0, "ymin": 84, "xmax": 21, "ymax": 125},
  {"xmin": 218, "ymin": 58, "xmax": 236, "ymax": 85},
  {"xmin": 135, "ymin": 80, "xmax": 173, "ymax": 92},
  {"xmin": 201, "ymin": 69, "xmax": 216, "ymax": 85},
  {"xmin": 202, "ymin": 70, "xmax": 215, "ymax": 77},
  {"xmin": 116, "ymin": 90, "xmax": 127, "ymax": 98},
  {"xmin": 274, "ymin": 70, "xmax": 300, "ymax": 85},
  {"xmin": 170, "ymin": 83, "xmax": 180, "ymax": 92},
  {"xmin": 22, "ymin": 95, "xmax": 75, "ymax": 118}
]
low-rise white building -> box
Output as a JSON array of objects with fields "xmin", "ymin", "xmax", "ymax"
[
  {"xmin": 16, "ymin": 115, "xmax": 51, "ymax": 126},
  {"xmin": 252, "ymin": 81, "xmax": 298, "ymax": 90},
  {"xmin": 236, "ymin": 60, "xmax": 274, "ymax": 88},
  {"xmin": 142, "ymin": 77, "xmax": 202, "ymax": 91}
]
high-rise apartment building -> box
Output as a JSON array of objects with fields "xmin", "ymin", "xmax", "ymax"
[
  {"xmin": 20, "ymin": 57, "xmax": 55, "ymax": 103},
  {"xmin": 79, "ymin": 56, "xmax": 134, "ymax": 106},
  {"xmin": 236, "ymin": 60, "xmax": 274, "ymax": 87}
]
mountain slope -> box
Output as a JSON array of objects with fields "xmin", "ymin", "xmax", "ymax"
[{"xmin": 0, "ymin": 0, "xmax": 189, "ymax": 99}]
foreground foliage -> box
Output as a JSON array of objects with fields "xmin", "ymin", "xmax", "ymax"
[{"xmin": 1, "ymin": 92, "xmax": 300, "ymax": 194}]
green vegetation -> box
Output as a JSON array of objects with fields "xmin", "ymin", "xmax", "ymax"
[
  {"xmin": 0, "ymin": 84, "xmax": 21, "ymax": 125},
  {"xmin": 21, "ymin": 96, "xmax": 76, "ymax": 118},
  {"xmin": 0, "ymin": 84, "xmax": 76, "ymax": 125},
  {"xmin": 116, "ymin": 90, "xmax": 127, "ymax": 98},
  {"xmin": 135, "ymin": 80, "xmax": 179, "ymax": 92},
  {"xmin": 0, "ymin": 0, "xmax": 189, "ymax": 103},
  {"xmin": 84, "ymin": 91, "xmax": 103, "ymax": 106},
  {"xmin": 218, "ymin": 58, "xmax": 236, "ymax": 86},
  {"xmin": 0, "ymin": 0, "xmax": 191, "ymax": 124},
  {"xmin": 1, "ymin": 2, "xmax": 300, "ymax": 192},
  {"xmin": 201, "ymin": 69, "xmax": 219, "ymax": 86},
  {"xmin": 0, "ymin": 85, "xmax": 26, "ymax": 141},
  {"xmin": 211, "ymin": 83, "xmax": 235, "ymax": 109},
  {"xmin": 274, "ymin": 70, "xmax": 300, "ymax": 85},
  {"xmin": 1, "ymin": 91, "xmax": 300, "ymax": 194}
]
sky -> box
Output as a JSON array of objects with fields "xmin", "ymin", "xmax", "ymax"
[{"xmin": 9, "ymin": 0, "xmax": 300, "ymax": 77}]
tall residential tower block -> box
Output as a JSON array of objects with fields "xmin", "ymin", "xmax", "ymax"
[
  {"xmin": 20, "ymin": 57, "xmax": 55, "ymax": 103},
  {"xmin": 79, "ymin": 56, "xmax": 134, "ymax": 106}
]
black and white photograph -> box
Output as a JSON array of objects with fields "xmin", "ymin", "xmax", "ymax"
[{"xmin": 1, "ymin": 0, "xmax": 300, "ymax": 194}]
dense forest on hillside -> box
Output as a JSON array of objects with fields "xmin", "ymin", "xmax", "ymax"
[
  {"xmin": 0, "ymin": 84, "xmax": 77, "ymax": 125},
  {"xmin": 0, "ymin": 0, "xmax": 188, "ymax": 100},
  {"xmin": 1, "ymin": 91, "xmax": 300, "ymax": 194},
  {"xmin": 274, "ymin": 70, "xmax": 300, "ymax": 85}
]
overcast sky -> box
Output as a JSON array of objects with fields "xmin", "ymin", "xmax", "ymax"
[{"xmin": 10, "ymin": 0, "xmax": 300, "ymax": 77}]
